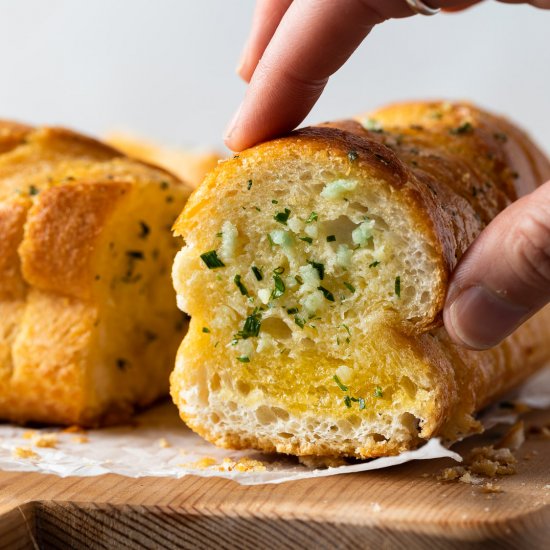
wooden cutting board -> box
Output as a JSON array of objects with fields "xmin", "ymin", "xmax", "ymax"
[{"xmin": 0, "ymin": 408, "xmax": 548, "ymax": 550}]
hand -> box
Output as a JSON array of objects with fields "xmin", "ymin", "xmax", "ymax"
[
  {"xmin": 225, "ymin": 0, "xmax": 548, "ymax": 152},
  {"xmin": 226, "ymin": 0, "xmax": 550, "ymax": 350}
]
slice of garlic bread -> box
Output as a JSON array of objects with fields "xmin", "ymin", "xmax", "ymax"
[
  {"xmin": 0, "ymin": 122, "xmax": 192, "ymax": 426},
  {"xmin": 171, "ymin": 101, "xmax": 550, "ymax": 458}
]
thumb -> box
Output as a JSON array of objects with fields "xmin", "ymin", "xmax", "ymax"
[{"xmin": 444, "ymin": 180, "xmax": 550, "ymax": 349}]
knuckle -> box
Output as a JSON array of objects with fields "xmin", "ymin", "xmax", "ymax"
[{"xmin": 511, "ymin": 206, "xmax": 550, "ymax": 290}]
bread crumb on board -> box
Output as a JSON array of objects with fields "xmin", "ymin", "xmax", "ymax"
[
  {"xmin": 481, "ymin": 483, "xmax": 503, "ymax": 494},
  {"xmin": 158, "ymin": 437, "xmax": 171, "ymax": 448},
  {"xmin": 437, "ymin": 427, "xmax": 521, "ymax": 493},
  {"xmin": 71, "ymin": 435, "xmax": 89, "ymax": 444},
  {"xmin": 12, "ymin": 447, "xmax": 39, "ymax": 459}
]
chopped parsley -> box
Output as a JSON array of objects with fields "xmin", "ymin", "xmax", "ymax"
[
  {"xmin": 374, "ymin": 386, "xmax": 384, "ymax": 398},
  {"xmin": 160, "ymin": 181, "xmax": 169, "ymax": 190},
  {"xmin": 369, "ymin": 260, "xmax": 380, "ymax": 268},
  {"xmin": 271, "ymin": 274, "xmax": 286, "ymax": 299},
  {"xmin": 294, "ymin": 316, "xmax": 305, "ymax": 329},
  {"xmin": 274, "ymin": 208, "xmax": 291, "ymax": 224},
  {"xmin": 234, "ymin": 274, "xmax": 249, "ymax": 296},
  {"xmin": 202, "ymin": 327, "xmax": 211, "ymax": 333},
  {"xmin": 344, "ymin": 282, "xmax": 355, "ymax": 294},
  {"xmin": 450, "ymin": 122, "xmax": 473, "ymax": 135},
  {"xmin": 305, "ymin": 211, "xmax": 318, "ymax": 223},
  {"xmin": 247, "ymin": 179, "xmax": 253, "ymax": 190},
  {"xmin": 138, "ymin": 221, "xmax": 150, "ymax": 239},
  {"xmin": 200, "ymin": 250, "xmax": 225, "ymax": 269},
  {"xmin": 493, "ymin": 132, "xmax": 508, "ymax": 143},
  {"xmin": 235, "ymin": 311, "xmax": 262, "ymax": 339},
  {"xmin": 308, "ymin": 260, "xmax": 325, "ymax": 280},
  {"xmin": 318, "ymin": 286, "xmax": 335, "ymax": 302},
  {"xmin": 251, "ymin": 266, "xmax": 263, "ymax": 281},
  {"xmin": 286, "ymin": 307, "xmax": 299, "ymax": 314},
  {"xmin": 300, "ymin": 236, "xmax": 313, "ymax": 244},
  {"xmin": 273, "ymin": 266, "xmax": 285, "ymax": 275},
  {"xmin": 237, "ymin": 355, "xmax": 250, "ymax": 363},
  {"xmin": 344, "ymin": 395, "xmax": 352, "ymax": 408},
  {"xmin": 271, "ymin": 199, "xmax": 279, "ymax": 204},
  {"xmin": 347, "ymin": 150, "xmax": 358, "ymax": 162},
  {"xmin": 29, "ymin": 185, "xmax": 39, "ymax": 196},
  {"xmin": 295, "ymin": 275, "xmax": 304, "ymax": 285},
  {"xmin": 326, "ymin": 235, "xmax": 336, "ymax": 242},
  {"xmin": 333, "ymin": 374, "xmax": 349, "ymax": 392},
  {"xmin": 395, "ymin": 275, "xmax": 401, "ymax": 298}
]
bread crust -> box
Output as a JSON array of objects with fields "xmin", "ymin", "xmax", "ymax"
[{"xmin": 171, "ymin": 101, "xmax": 550, "ymax": 458}]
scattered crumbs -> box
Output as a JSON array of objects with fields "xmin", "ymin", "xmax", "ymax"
[
  {"xmin": 180, "ymin": 457, "xmax": 218, "ymax": 469},
  {"xmin": 62, "ymin": 425, "xmax": 86, "ymax": 434},
  {"xmin": 298, "ymin": 455, "xmax": 347, "ymax": 469},
  {"xmin": 32, "ymin": 433, "xmax": 58, "ymax": 448},
  {"xmin": 71, "ymin": 435, "xmax": 89, "ymax": 444},
  {"xmin": 458, "ymin": 471, "xmax": 483, "ymax": 485},
  {"xmin": 437, "ymin": 445, "xmax": 517, "ymax": 490},
  {"xmin": 22, "ymin": 430, "xmax": 37, "ymax": 440},
  {"xmin": 158, "ymin": 437, "xmax": 171, "ymax": 448},
  {"xmin": 437, "ymin": 466, "xmax": 466, "ymax": 481},
  {"xmin": 467, "ymin": 446, "xmax": 517, "ymax": 476},
  {"xmin": 481, "ymin": 483, "xmax": 503, "ymax": 494},
  {"xmin": 218, "ymin": 457, "xmax": 267, "ymax": 473},
  {"xmin": 13, "ymin": 447, "xmax": 38, "ymax": 459}
]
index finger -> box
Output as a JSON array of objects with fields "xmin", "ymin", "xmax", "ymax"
[{"xmin": 224, "ymin": 0, "xmax": 396, "ymax": 151}]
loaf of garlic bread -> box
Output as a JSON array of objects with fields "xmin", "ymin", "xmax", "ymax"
[
  {"xmin": 170, "ymin": 101, "xmax": 550, "ymax": 458},
  {"xmin": 0, "ymin": 121, "xmax": 192, "ymax": 426}
]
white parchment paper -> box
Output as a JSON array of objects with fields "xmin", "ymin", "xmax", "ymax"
[{"xmin": 1, "ymin": 367, "xmax": 548, "ymax": 485}]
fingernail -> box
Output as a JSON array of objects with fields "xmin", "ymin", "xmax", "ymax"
[
  {"xmin": 447, "ymin": 285, "xmax": 530, "ymax": 349},
  {"xmin": 224, "ymin": 102, "xmax": 242, "ymax": 144}
]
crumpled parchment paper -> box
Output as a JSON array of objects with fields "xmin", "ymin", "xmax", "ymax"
[{"xmin": 1, "ymin": 367, "xmax": 548, "ymax": 485}]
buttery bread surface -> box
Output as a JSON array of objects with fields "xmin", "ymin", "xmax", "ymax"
[
  {"xmin": 171, "ymin": 101, "xmax": 550, "ymax": 458},
  {"xmin": 0, "ymin": 121, "xmax": 192, "ymax": 426}
]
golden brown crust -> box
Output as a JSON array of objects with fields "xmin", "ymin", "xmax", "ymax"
[{"xmin": 20, "ymin": 182, "xmax": 131, "ymax": 300}]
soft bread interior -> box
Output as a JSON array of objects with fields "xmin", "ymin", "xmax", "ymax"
[{"xmin": 172, "ymin": 144, "xmax": 451, "ymax": 457}]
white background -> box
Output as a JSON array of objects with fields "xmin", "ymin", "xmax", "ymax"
[{"xmin": 0, "ymin": 1, "xmax": 548, "ymax": 153}]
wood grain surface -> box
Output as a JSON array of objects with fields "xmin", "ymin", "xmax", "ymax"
[{"xmin": 0, "ymin": 408, "xmax": 548, "ymax": 550}]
